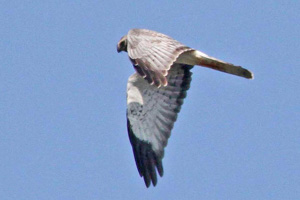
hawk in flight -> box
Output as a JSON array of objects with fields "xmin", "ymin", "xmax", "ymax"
[{"xmin": 117, "ymin": 29, "xmax": 253, "ymax": 187}]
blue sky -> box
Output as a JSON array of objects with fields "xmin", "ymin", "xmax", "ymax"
[{"xmin": 1, "ymin": 1, "xmax": 299, "ymax": 199}]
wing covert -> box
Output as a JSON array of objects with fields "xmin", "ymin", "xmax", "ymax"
[{"xmin": 127, "ymin": 29, "xmax": 193, "ymax": 87}]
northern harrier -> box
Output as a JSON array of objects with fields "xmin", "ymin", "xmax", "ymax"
[{"xmin": 117, "ymin": 29, "xmax": 253, "ymax": 187}]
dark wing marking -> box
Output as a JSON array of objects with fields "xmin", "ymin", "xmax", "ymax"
[
  {"xmin": 127, "ymin": 29, "xmax": 193, "ymax": 87},
  {"xmin": 126, "ymin": 63, "xmax": 193, "ymax": 187}
]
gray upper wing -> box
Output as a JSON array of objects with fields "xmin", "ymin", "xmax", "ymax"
[
  {"xmin": 126, "ymin": 63, "xmax": 193, "ymax": 187},
  {"xmin": 127, "ymin": 29, "xmax": 192, "ymax": 87}
]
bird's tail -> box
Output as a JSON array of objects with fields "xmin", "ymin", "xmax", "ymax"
[{"xmin": 177, "ymin": 50, "xmax": 254, "ymax": 79}]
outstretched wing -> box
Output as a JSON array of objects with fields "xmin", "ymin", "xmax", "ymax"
[
  {"xmin": 127, "ymin": 29, "xmax": 193, "ymax": 87},
  {"xmin": 126, "ymin": 64, "xmax": 193, "ymax": 187}
]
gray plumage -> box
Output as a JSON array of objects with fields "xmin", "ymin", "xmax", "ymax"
[{"xmin": 127, "ymin": 64, "xmax": 192, "ymax": 187}]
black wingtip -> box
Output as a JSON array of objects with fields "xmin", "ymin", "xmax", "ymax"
[
  {"xmin": 127, "ymin": 118, "xmax": 164, "ymax": 188},
  {"xmin": 143, "ymin": 170, "xmax": 151, "ymax": 188}
]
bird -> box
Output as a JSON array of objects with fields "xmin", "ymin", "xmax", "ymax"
[{"xmin": 117, "ymin": 28, "xmax": 253, "ymax": 188}]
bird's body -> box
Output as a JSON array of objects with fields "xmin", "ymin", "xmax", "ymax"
[{"xmin": 117, "ymin": 28, "xmax": 253, "ymax": 187}]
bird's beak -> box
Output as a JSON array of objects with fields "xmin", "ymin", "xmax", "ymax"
[{"xmin": 117, "ymin": 45, "xmax": 121, "ymax": 53}]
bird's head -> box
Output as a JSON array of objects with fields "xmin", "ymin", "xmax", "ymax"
[{"xmin": 117, "ymin": 35, "xmax": 128, "ymax": 53}]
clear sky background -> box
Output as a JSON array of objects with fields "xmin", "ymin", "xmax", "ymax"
[{"xmin": 1, "ymin": 1, "xmax": 299, "ymax": 200}]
